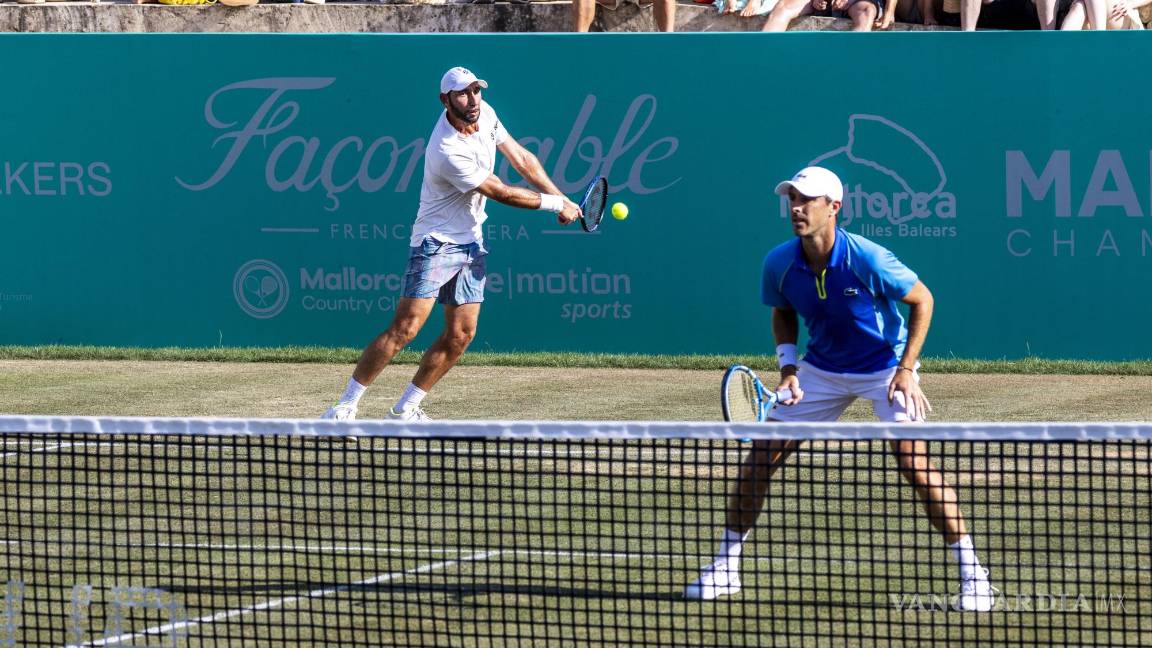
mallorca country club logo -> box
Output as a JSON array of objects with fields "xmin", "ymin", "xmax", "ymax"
[
  {"xmin": 784, "ymin": 114, "xmax": 957, "ymax": 239},
  {"xmin": 233, "ymin": 259, "xmax": 290, "ymax": 319}
]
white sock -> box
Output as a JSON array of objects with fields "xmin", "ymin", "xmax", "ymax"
[
  {"xmin": 949, "ymin": 535, "xmax": 982, "ymax": 578},
  {"xmin": 716, "ymin": 528, "xmax": 750, "ymax": 569},
  {"xmin": 394, "ymin": 383, "xmax": 428, "ymax": 413},
  {"xmin": 337, "ymin": 378, "xmax": 367, "ymax": 407}
]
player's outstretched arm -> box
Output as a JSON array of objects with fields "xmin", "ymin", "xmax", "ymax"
[
  {"xmin": 496, "ymin": 136, "xmax": 580, "ymax": 224},
  {"xmin": 473, "ymin": 173, "xmax": 581, "ymax": 225},
  {"xmin": 498, "ymin": 137, "xmax": 565, "ymax": 197}
]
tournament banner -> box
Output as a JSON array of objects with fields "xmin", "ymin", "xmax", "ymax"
[{"xmin": 0, "ymin": 33, "xmax": 1148, "ymax": 359}]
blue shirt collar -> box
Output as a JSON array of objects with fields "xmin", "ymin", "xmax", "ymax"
[{"xmin": 793, "ymin": 228, "xmax": 847, "ymax": 272}]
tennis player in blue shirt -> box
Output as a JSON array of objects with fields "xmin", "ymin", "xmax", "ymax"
[{"xmin": 685, "ymin": 166, "xmax": 995, "ymax": 612}]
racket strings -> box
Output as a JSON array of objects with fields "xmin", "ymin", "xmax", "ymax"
[
  {"xmin": 580, "ymin": 179, "xmax": 607, "ymax": 231},
  {"xmin": 586, "ymin": 185, "xmax": 606, "ymax": 227},
  {"xmin": 725, "ymin": 372, "xmax": 760, "ymax": 422}
]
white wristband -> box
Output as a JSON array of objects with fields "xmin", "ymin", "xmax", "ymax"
[
  {"xmin": 538, "ymin": 194, "xmax": 565, "ymax": 213},
  {"xmin": 776, "ymin": 343, "xmax": 798, "ymax": 369}
]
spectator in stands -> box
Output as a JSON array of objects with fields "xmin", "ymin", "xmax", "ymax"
[
  {"xmin": 1060, "ymin": 0, "xmax": 1146, "ymax": 27},
  {"xmin": 572, "ymin": 0, "xmax": 677, "ymax": 31},
  {"xmin": 762, "ymin": 0, "xmax": 896, "ymax": 31},
  {"xmin": 711, "ymin": 0, "xmax": 778, "ymax": 18},
  {"xmin": 894, "ymin": 0, "xmax": 943, "ymax": 24},
  {"xmin": 955, "ymin": 0, "xmax": 1040, "ymax": 29}
]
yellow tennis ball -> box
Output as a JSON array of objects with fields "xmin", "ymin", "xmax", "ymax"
[{"xmin": 611, "ymin": 202, "xmax": 629, "ymax": 220}]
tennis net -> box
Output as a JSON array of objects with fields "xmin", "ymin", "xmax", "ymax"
[{"xmin": 0, "ymin": 417, "xmax": 1148, "ymax": 646}]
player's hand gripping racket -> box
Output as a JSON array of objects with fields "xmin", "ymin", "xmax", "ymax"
[
  {"xmin": 721, "ymin": 364, "xmax": 794, "ymax": 422},
  {"xmin": 576, "ymin": 176, "xmax": 608, "ymax": 232}
]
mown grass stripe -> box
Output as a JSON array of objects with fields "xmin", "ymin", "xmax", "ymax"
[{"xmin": 2, "ymin": 345, "xmax": 1152, "ymax": 374}]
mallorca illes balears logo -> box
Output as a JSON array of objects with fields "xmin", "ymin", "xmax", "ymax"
[
  {"xmin": 233, "ymin": 260, "xmax": 290, "ymax": 319},
  {"xmin": 782, "ymin": 115, "xmax": 957, "ymax": 239}
]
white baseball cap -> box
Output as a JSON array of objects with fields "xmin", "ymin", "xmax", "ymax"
[
  {"xmin": 774, "ymin": 166, "xmax": 844, "ymax": 202},
  {"xmin": 440, "ymin": 67, "xmax": 488, "ymax": 94}
]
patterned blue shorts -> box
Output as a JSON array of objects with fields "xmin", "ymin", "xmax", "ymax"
[{"xmin": 400, "ymin": 236, "xmax": 487, "ymax": 305}]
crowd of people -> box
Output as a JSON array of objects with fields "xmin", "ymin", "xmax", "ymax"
[
  {"xmin": 11, "ymin": 0, "xmax": 1147, "ymax": 28},
  {"xmin": 573, "ymin": 0, "xmax": 1151, "ymax": 30}
]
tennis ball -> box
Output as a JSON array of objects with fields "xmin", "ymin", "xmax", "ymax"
[{"xmin": 611, "ymin": 202, "xmax": 629, "ymax": 220}]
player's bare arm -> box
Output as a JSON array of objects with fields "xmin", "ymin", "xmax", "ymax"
[
  {"xmin": 473, "ymin": 173, "xmax": 581, "ymax": 225},
  {"xmin": 498, "ymin": 137, "xmax": 562, "ymax": 196},
  {"xmin": 889, "ymin": 280, "xmax": 934, "ymax": 420},
  {"xmin": 497, "ymin": 138, "xmax": 582, "ymax": 225},
  {"xmin": 771, "ymin": 307, "xmax": 803, "ymax": 405}
]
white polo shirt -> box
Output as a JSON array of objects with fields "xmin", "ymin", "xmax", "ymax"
[{"xmin": 410, "ymin": 101, "xmax": 509, "ymax": 247}]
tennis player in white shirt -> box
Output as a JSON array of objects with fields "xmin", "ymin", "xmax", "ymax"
[{"xmin": 323, "ymin": 66, "xmax": 581, "ymax": 422}]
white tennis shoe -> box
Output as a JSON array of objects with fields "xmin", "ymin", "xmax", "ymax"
[
  {"xmin": 321, "ymin": 403, "xmax": 357, "ymax": 421},
  {"xmin": 387, "ymin": 406, "xmax": 432, "ymax": 422},
  {"xmin": 956, "ymin": 567, "xmax": 995, "ymax": 612},
  {"xmin": 683, "ymin": 562, "xmax": 741, "ymax": 601}
]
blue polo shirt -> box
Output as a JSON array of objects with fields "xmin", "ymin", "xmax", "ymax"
[{"xmin": 761, "ymin": 229, "xmax": 919, "ymax": 374}]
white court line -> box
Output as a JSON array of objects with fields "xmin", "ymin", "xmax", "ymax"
[
  {"xmin": 0, "ymin": 441, "xmax": 231, "ymax": 460},
  {"xmin": 73, "ymin": 550, "xmax": 499, "ymax": 648},
  {"xmin": 0, "ymin": 442, "xmax": 107, "ymax": 460},
  {"xmin": 143, "ymin": 543, "xmax": 731, "ymax": 562}
]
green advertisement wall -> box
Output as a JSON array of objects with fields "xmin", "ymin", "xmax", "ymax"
[{"xmin": 1, "ymin": 33, "xmax": 1148, "ymax": 359}]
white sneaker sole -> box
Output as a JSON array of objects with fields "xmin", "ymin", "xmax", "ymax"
[
  {"xmin": 957, "ymin": 595, "xmax": 994, "ymax": 612},
  {"xmin": 683, "ymin": 583, "xmax": 741, "ymax": 601}
]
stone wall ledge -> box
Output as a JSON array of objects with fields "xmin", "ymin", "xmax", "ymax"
[{"xmin": 0, "ymin": 1, "xmax": 965, "ymax": 33}]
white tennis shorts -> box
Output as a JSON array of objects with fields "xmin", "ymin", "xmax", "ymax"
[{"xmin": 767, "ymin": 360, "xmax": 919, "ymax": 423}]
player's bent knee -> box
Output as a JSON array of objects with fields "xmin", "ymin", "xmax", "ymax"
[
  {"xmin": 385, "ymin": 320, "xmax": 424, "ymax": 346},
  {"xmin": 440, "ymin": 328, "xmax": 476, "ymax": 352}
]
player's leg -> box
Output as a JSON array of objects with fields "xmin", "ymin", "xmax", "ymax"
[
  {"xmin": 322, "ymin": 237, "xmax": 461, "ymax": 420},
  {"xmin": 684, "ymin": 440, "xmax": 801, "ymax": 601},
  {"xmin": 866, "ymin": 369, "xmax": 994, "ymax": 611},
  {"xmin": 762, "ymin": 0, "xmax": 816, "ymax": 31},
  {"xmin": 389, "ymin": 240, "xmax": 487, "ymax": 421},
  {"xmin": 390, "ymin": 302, "xmax": 480, "ymax": 420},
  {"xmin": 319, "ymin": 297, "xmax": 436, "ymax": 420},
  {"xmin": 728, "ymin": 440, "xmax": 801, "ymax": 532},
  {"xmin": 354, "ymin": 298, "xmax": 438, "ymax": 387},
  {"xmin": 887, "ymin": 439, "xmax": 968, "ymax": 543},
  {"xmin": 685, "ymin": 361, "xmax": 854, "ymax": 600},
  {"xmin": 887, "ymin": 438, "xmax": 993, "ymax": 611}
]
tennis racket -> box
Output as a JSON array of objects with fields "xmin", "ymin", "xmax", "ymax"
[
  {"xmin": 721, "ymin": 364, "xmax": 794, "ymax": 423},
  {"xmin": 577, "ymin": 176, "xmax": 608, "ymax": 233}
]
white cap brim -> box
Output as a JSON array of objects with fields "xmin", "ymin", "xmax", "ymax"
[
  {"xmin": 774, "ymin": 179, "xmax": 822, "ymax": 198},
  {"xmin": 445, "ymin": 78, "xmax": 488, "ymax": 93},
  {"xmin": 773, "ymin": 172, "xmax": 843, "ymax": 202}
]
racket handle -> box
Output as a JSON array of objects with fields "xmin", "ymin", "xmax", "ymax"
[{"xmin": 774, "ymin": 388, "xmax": 794, "ymax": 403}]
